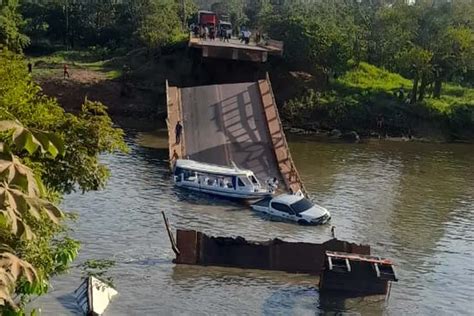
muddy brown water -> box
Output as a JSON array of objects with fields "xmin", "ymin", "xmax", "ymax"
[{"xmin": 30, "ymin": 130, "xmax": 473, "ymax": 315}]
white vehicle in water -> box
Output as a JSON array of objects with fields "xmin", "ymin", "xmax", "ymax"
[
  {"xmin": 173, "ymin": 159, "xmax": 273, "ymax": 200},
  {"xmin": 251, "ymin": 194, "xmax": 331, "ymax": 225}
]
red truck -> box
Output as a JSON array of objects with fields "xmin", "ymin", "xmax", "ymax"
[{"xmin": 198, "ymin": 10, "xmax": 218, "ymax": 28}]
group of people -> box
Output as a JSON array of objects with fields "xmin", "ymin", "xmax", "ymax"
[
  {"xmin": 191, "ymin": 24, "xmax": 259, "ymax": 45},
  {"xmin": 26, "ymin": 62, "xmax": 70, "ymax": 79},
  {"xmin": 192, "ymin": 24, "xmax": 231, "ymax": 42},
  {"xmin": 266, "ymin": 177, "xmax": 279, "ymax": 193}
]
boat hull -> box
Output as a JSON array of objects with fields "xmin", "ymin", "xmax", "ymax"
[{"xmin": 175, "ymin": 182, "xmax": 271, "ymax": 200}]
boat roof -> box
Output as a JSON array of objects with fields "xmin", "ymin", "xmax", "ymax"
[
  {"xmin": 175, "ymin": 159, "xmax": 252, "ymax": 176},
  {"xmin": 272, "ymin": 194, "xmax": 305, "ymax": 205}
]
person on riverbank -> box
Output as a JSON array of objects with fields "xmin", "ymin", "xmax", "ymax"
[
  {"xmin": 27, "ymin": 62, "xmax": 32, "ymax": 74},
  {"xmin": 175, "ymin": 121, "xmax": 183, "ymax": 144},
  {"xmin": 376, "ymin": 114, "xmax": 384, "ymax": 129},
  {"xmin": 63, "ymin": 64, "xmax": 70, "ymax": 79}
]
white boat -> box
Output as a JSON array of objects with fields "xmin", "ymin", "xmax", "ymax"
[
  {"xmin": 74, "ymin": 276, "xmax": 118, "ymax": 315},
  {"xmin": 251, "ymin": 193, "xmax": 331, "ymax": 225},
  {"xmin": 173, "ymin": 159, "xmax": 273, "ymax": 200}
]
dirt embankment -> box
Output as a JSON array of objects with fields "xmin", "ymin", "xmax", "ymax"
[{"xmin": 37, "ymin": 67, "xmax": 158, "ymax": 119}]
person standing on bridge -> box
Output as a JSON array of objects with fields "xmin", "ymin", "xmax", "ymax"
[{"xmin": 175, "ymin": 121, "xmax": 183, "ymax": 144}]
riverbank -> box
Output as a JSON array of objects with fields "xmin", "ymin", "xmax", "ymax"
[
  {"xmin": 30, "ymin": 50, "xmax": 474, "ymax": 143},
  {"xmin": 30, "ymin": 50, "xmax": 163, "ymax": 119},
  {"xmin": 280, "ymin": 63, "xmax": 474, "ymax": 143}
]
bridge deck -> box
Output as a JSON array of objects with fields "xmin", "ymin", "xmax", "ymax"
[
  {"xmin": 189, "ymin": 36, "xmax": 283, "ymax": 62},
  {"xmin": 167, "ymin": 77, "xmax": 305, "ymax": 194}
]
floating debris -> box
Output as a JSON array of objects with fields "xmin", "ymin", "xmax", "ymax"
[{"xmin": 320, "ymin": 251, "xmax": 398, "ymax": 296}]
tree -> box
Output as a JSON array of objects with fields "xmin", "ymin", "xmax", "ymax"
[
  {"xmin": 0, "ymin": 0, "xmax": 30, "ymax": 52},
  {"xmin": 0, "ymin": 121, "xmax": 74, "ymax": 313},
  {"xmin": 0, "ymin": 50, "xmax": 126, "ymax": 313},
  {"xmin": 211, "ymin": 0, "xmax": 248, "ymax": 31},
  {"xmin": 397, "ymin": 46, "xmax": 433, "ymax": 104},
  {"xmin": 245, "ymin": 0, "xmax": 273, "ymax": 30},
  {"xmin": 136, "ymin": 0, "xmax": 184, "ymax": 51},
  {"xmin": 431, "ymin": 26, "xmax": 474, "ymax": 97},
  {"xmin": 265, "ymin": 1, "xmax": 357, "ymax": 84}
]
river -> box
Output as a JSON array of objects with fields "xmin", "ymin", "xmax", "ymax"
[{"xmin": 31, "ymin": 130, "xmax": 474, "ymax": 315}]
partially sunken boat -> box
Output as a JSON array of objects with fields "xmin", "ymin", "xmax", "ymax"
[
  {"xmin": 173, "ymin": 159, "xmax": 273, "ymax": 199},
  {"xmin": 74, "ymin": 276, "xmax": 118, "ymax": 316}
]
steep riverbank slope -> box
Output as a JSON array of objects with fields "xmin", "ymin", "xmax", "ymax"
[{"xmin": 31, "ymin": 50, "xmax": 474, "ymax": 142}]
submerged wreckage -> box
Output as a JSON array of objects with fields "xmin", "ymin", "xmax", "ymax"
[{"xmin": 163, "ymin": 213, "xmax": 397, "ymax": 297}]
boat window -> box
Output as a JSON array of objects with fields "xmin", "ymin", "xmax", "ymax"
[
  {"xmin": 238, "ymin": 176, "xmax": 252, "ymax": 187},
  {"xmin": 271, "ymin": 202, "xmax": 294, "ymax": 214},
  {"xmin": 183, "ymin": 170, "xmax": 196, "ymax": 181},
  {"xmin": 249, "ymin": 175, "xmax": 259, "ymax": 185},
  {"xmin": 291, "ymin": 198, "xmax": 314, "ymax": 214}
]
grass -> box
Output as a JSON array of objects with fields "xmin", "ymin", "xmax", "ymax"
[
  {"xmin": 29, "ymin": 49, "xmax": 124, "ymax": 80},
  {"xmin": 337, "ymin": 62, "xmax": 412, "ymax": 92},
  {"xmin": 425, "ymin": 84, "xmax": 474, "ymax": 113}
]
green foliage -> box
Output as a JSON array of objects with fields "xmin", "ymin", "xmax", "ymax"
[
  {"xmin": 80, "ymin": 259, "xmax": 115, "ymax": 287},
  {"xmin": 136, "ymin": 0, "xmax": 185, "ymax": 50},
  {"xmin": 0, "ymin": 49, "xmax": 126, "ymax": 313},
  {"xmin": 0, "ymin": 247, "xmax": 37, "ymax": 311},
  {"xmin": 0, "ymin": 0, "xmax": 30, "ymax": 53},
  {"xmin": 337, "ymin": 62, "xmax": 411, "ymax": 93},
  {"xmin": 20, "ymin": 0, "xmax": 189, "ymax": 51},
  {"xmin": 0, "ymin": 50, "xmax": 127, "ymax": 194},
  {"xmin": 284, "ymin": 62, "xmax": 474, "ymax": 140},
  {"xmin": 0, "ymin": 130, "xmax": 64, "ymax": 312},
  {"xmin": 266, "ymin": 2, "xmax": 357, "ymax": 77}
]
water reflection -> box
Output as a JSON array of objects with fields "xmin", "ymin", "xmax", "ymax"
[{"xmin": 30, "ymin": 132, "xmax": 474, "ymax": 315}]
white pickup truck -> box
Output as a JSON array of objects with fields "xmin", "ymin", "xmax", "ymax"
[{"xmin": 251, "ymin": 194, "xmax": 331, "ymax": 225}]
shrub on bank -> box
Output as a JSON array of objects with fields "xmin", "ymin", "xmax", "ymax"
[{"xmin": 283, "ymin": 63, "xmax": 474, "ymax": 141}]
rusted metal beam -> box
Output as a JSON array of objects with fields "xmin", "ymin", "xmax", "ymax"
[
  {"xmin": 172, "ymin": 229, "xmax": 370, "ymax": 274},
  {"xmin": 161, "ymin": 212, "xmax": 180, "ymax": 256}
]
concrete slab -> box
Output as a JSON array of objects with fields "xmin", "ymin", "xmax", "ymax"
[{"xmin": 180, "ymin": 82, "xmax": 281, "ymax": 184}]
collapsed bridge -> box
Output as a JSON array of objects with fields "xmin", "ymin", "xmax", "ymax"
[{"xmin": 167, "ymin": 75, "xmax": 305, "ymax": 195}]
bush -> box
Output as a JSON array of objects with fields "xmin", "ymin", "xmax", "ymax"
[{"xmin": 283, "ymin": 62, "xmax": 474, "ymax": 140}]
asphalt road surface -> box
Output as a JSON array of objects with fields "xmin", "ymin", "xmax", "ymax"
[{"xmin": 181, "ymin": 82, "xmax": 281, "ymax": 183}]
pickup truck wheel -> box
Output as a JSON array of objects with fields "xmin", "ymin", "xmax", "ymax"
[{"xmin": 298, "ymin": 219, "xmax": 310, "ymax": 226}]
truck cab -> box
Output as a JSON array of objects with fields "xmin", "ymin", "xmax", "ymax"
[{"xmin": 198, "ymin": 10, "xmax": 218, "ymax": 28}]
